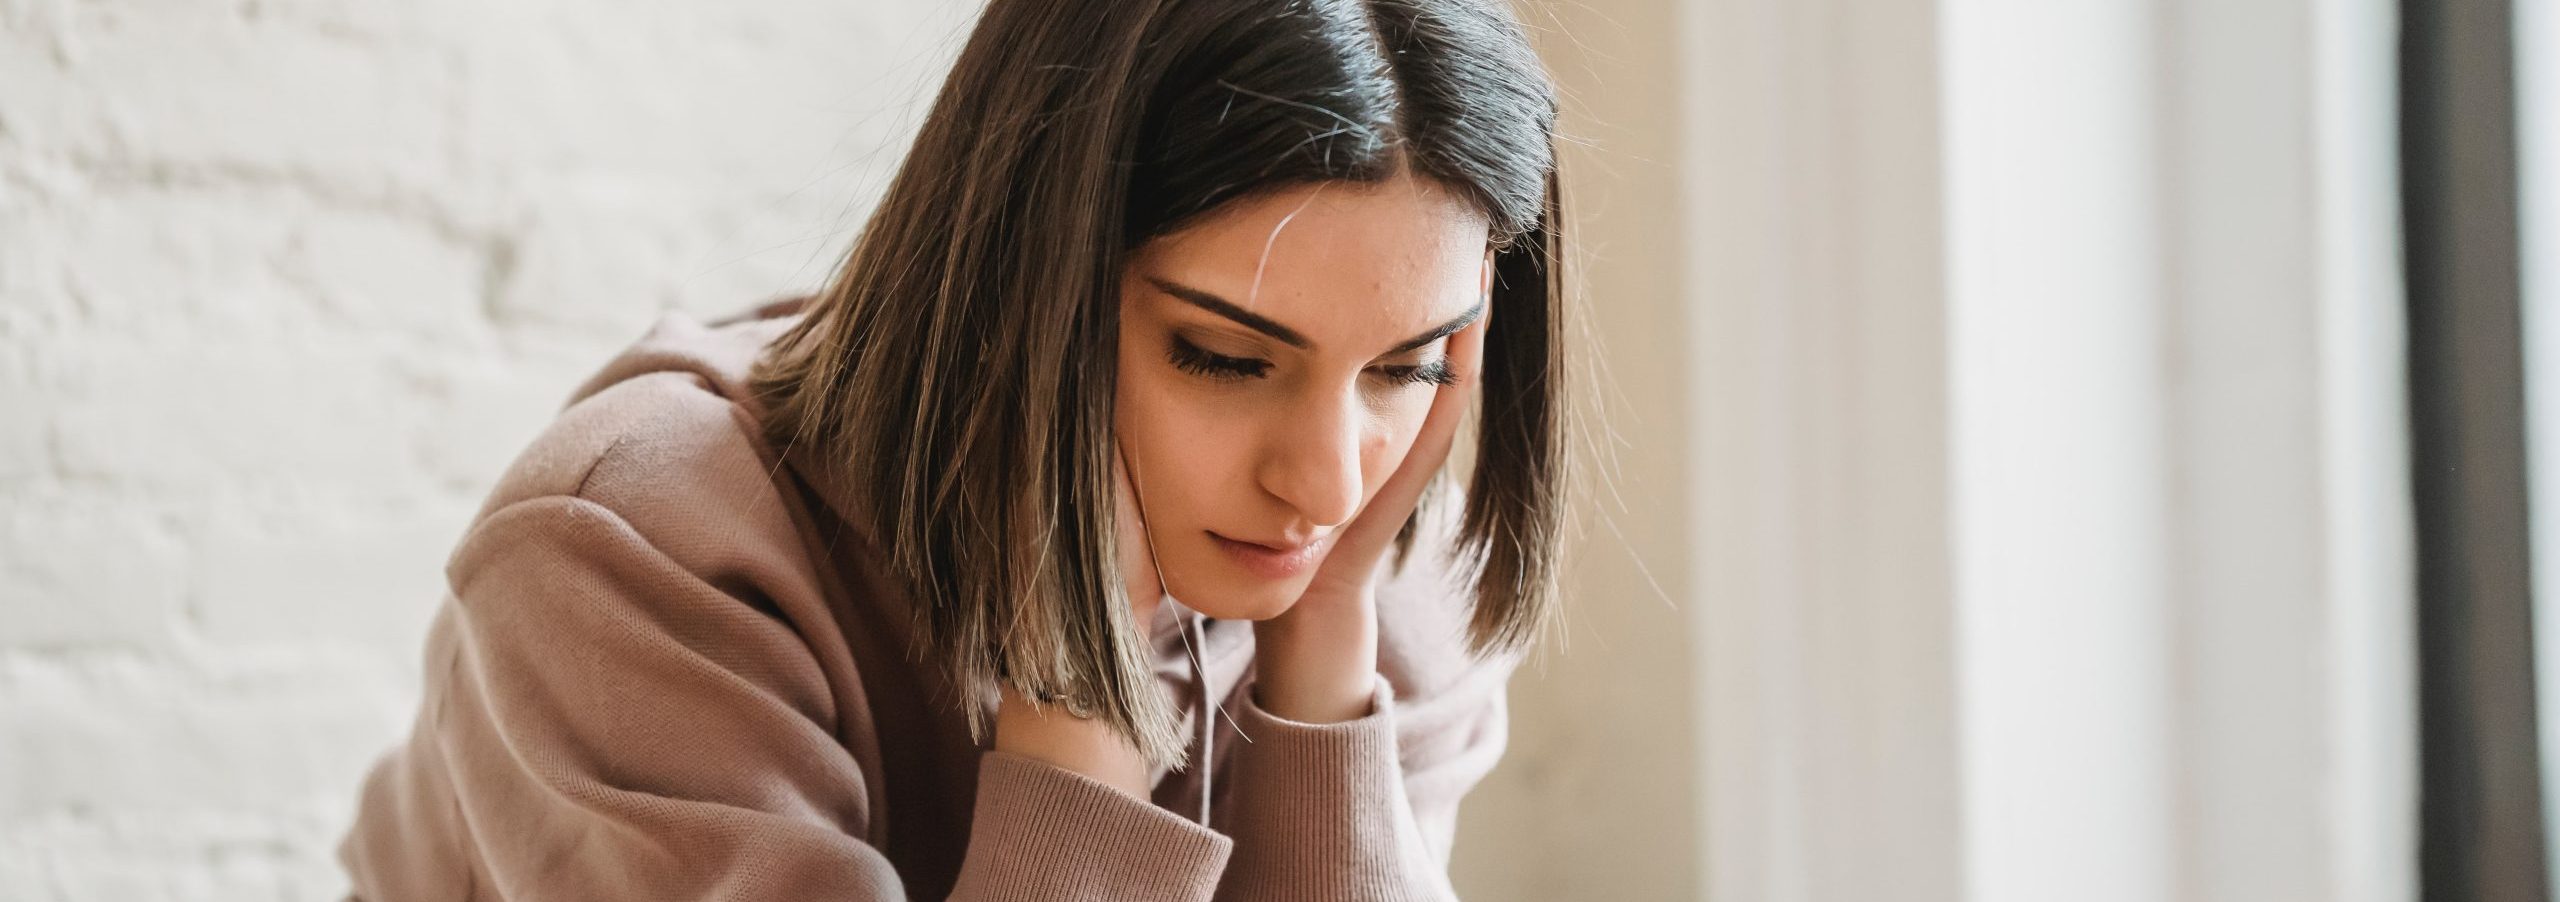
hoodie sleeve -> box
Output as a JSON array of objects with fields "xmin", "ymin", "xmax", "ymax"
[{"xmin": 341, "ymin": 494, "xmax": 1232, "ymax": 900}]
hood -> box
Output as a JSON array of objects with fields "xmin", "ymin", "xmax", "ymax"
[{"xmin": 560, "ymin": 295, "xmax": 1235, "ymax": 826}]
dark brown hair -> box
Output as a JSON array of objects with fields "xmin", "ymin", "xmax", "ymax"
[{"xmin": 749, "ymin": 0, "xmax": 1567, "ymax": 769}]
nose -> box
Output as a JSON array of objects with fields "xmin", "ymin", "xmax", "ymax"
[{"xmin": 1257, "ymin": 384, "xmax": 1368, "ymax": 536}]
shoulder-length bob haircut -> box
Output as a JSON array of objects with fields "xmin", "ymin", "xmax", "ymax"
[{"xmin": 750, "ymin": 0, "xmax": 1567, "ymax": 769}]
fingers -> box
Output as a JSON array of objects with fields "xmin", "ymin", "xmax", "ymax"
[
  {"xmin": 1416, "ymin": 305, "xmax": 1489, "ymax": 461},
  {"xmin": 1343, "ymin": 305, "xmax": 1490, "ymax": 546},
  {"xmin": 1414, "ymin": 306, "xmax": 1490, "ymax": 470}
]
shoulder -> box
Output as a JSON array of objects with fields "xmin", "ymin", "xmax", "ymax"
[
  {"xmin": 450, "ymin": 368, "xmax": 813, "ymax": 593},
  {"xmin": 425, "ymin": 363, "xmax": 853, "ymax": 749}
]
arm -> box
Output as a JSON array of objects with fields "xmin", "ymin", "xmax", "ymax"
[
  {"xmin": 1209, "ymin": 656, "xmax": 1514, "ymax": 902},
  {"xmin": 343, "ymin": 495, "xmax": 1230, "ymax": 900}
]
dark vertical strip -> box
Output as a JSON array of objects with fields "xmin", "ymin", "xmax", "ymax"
[{"xmin": 2405, "ymin": 0, "xmax": 2544, "ymax": 899}]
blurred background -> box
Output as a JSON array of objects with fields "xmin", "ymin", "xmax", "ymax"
[{"xmin": 1, "ymin": 0, "xmax": 2552, "ymax": 899}]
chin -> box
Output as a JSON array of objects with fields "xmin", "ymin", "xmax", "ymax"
[{"xmin": 1167, "ymin": 569, "xmax": 1312, "ymax": 621}]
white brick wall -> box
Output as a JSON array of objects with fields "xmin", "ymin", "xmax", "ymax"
[{"xmin": 0, "ymin": 1, "xmax": 977, "ymax": 896}]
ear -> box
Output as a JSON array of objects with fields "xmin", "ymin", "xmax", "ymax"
[{"xmin": 1480, "ymin": 248, "xmax": 1496, "ymax": 300}]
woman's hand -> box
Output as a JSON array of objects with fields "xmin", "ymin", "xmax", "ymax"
[
  {"xmin": 1251, "ymin": 304, "xmax": 1490, "ymax": 723},
  {"xmin": 992, "ymin": 447, "xmax": 1165, "ymax": 799}
]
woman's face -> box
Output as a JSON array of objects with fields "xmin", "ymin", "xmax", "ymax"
[{"xmin": 1115, "ymin": 171, "xmax": 1494, "ymax": 621}]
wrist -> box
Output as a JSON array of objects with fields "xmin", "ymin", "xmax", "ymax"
[
  {"xmin": 1251, "ymin": 591, "xmax": 1380, "ymax": 723},
  {"xmin": 994, "ymin": 684, "xmax": 1152, "ymax": 798}
]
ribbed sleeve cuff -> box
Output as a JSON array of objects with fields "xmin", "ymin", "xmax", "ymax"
[
  {"xmin": 1235, "ymin": 670, "xmax": 1400, "ymax": 777},
  {"xmin": 949, "ymin": 750, "xmax": 1233, "ymax": 901},
  {"xmin": 1217, "ymin": 672, "xmax": 1453, "ymax": 901}
]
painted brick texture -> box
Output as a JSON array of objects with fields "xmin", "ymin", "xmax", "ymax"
[{"xmin": 0, "ymin": 1, "xmax": 975, "ymax": 896}]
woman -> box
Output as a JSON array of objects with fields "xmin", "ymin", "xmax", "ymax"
[{"xmin": 341, "ymin": 0, "xmax": 1568, "ymax": 897}]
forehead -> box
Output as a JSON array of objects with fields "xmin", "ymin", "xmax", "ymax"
[{"xmin": 1132, "ymin": 174, "xmax": 1488, "ymax": 332}]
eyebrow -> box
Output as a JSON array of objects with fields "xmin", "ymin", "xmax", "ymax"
[{"xmin": 1146, "ymin": 275, "xmax": 1486, "ymax": 357}]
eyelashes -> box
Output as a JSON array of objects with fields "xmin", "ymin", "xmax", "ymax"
[
  {"xmin": 1167, "ymin": 334, "xmax": 1271, "ymax": 380},
  {"xmin": 1383, "ymin": 359, "xmax": 1461, "ymax": 387},
  {"xmin": 1165, "ymin": 334, "xmax": 1457, "ymax": 387}
]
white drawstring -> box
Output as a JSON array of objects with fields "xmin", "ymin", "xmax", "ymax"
[
  {"xmin": 1170, "ymin": 606, "xmax": 1248, "ymax": 827},
  {"xmin": 1183, "ymin": 609, "xmax": 1213, "ymax": 826}
]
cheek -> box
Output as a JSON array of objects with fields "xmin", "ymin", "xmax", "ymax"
[
  {"xmin": 1363, "ymin": 392, "xmax": 1435, "ymax": 486},
  {"xmin": 1112, "ymin": 362, "xmax": 1256, "ymax": 523},
  {"xmin": 1112, "ymin": 369, "xmax": 1309, "ymax": 612}
]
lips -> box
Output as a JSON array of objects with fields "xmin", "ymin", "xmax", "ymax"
[{"xmin": 1208, "ymin": 531, "xmax": 1328, "ymax": 580}]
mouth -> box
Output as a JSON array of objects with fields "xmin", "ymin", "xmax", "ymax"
[{"xmin": 1207, "ymin": 531, "xmax": 1328, "ymax": 580}]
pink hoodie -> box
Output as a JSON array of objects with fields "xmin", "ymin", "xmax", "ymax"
[{"xmin": 338, "ymin": 296, "xmax": 1519, "ymax": 900}]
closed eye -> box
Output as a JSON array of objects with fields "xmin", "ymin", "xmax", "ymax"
[
  {"xmin": 1167, "ymin": 334, "xmax": 1270, "ymax": 380},
  {"xmin": 1168, "ymin": 333, "xmax": 1457, "ymax": 388},
  {"xmin": 1375, "ymin": 359, "xmax": 1459, "ymax": 387}
]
